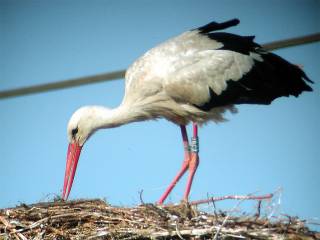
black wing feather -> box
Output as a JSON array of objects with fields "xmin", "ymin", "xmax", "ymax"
[
  {"xmin": 194, "ymin": 19, "xmax": 313, "ymax": 111},
  {"xmin": 207, "ymin": 32, "xmax": 261, "ymax": 55},
  {"xmin": 198, "ymin": 53, "xmax": 313, "ymax": 111},
  {"xmin": 197, "ymin": 18, "xmax": 240, "ymax": 33}
]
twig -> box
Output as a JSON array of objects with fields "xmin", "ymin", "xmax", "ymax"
[
  {"xmin": 151, "ymin": 227, "xmax": 248, "ymax": 239},
  {"xmin": 12, "ymin": 198, "xmax": 105, "ymax": 211},
  {"xmin": 0, "ymin": 215, "xmax": 12, "ymax": 229},
  {"xmin": 213, "ymin": 199, "xmax": 243, "ymax": 240},
  {"xmin": 255, "ymin": 200, "xmax": 262, "ymax": 219},
  {"xmin": 212, "ymin": 192, "xmax": 272, "ymax": 240},
  {"xmin": 87, "ymin": 230, "xmax": 110, "ymax": 239},
  {"xmin": 208, "ymin": 194, "xmax": 219, "ymax": 222},
  {"xmin": 190, "ymin": 193, "xmax": 273, "ymax": 206},
  {"xmin": 138, "ymin": 189, "xmax": 145, "ymax": 204},
  {"xmin": 175, "ymin": 220, "xmax": 185, "ymax": 240},
  {"xmin": 0, "ymin": 215, "xmax": 28, "ymax": 240}
]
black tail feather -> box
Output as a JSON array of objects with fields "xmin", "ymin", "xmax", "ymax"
[
  {"xmin": 261, "ymin": 53, "xmax": 313, "ymax": 97},
  {"xmin": 197, "ymin": 53, "xmax": 313, "ymax": 111}
]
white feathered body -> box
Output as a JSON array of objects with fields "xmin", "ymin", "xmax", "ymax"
[
  {"xmin": 123, "ymin": 31, "xmax": 243, "ymax": 125},
  {"xmin": 120, "ymin": 19, "xmax": 312, "ymax": 125}
]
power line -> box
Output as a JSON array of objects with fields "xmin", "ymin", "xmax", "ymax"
[
  {"xmin": 0, "ymin": 33, "xmax": 319, "ymax": 100},
  {"xmin": 0, "ymin": 70, "xmax": 125, "ymax": 99},
  {"xmin": 262, "ymin": 32, "xmax": 320, "ymax": 51}
]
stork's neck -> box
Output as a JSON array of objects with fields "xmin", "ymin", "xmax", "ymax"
[{"xmin": 92, "ymin": 104, "xmax": 149, "ymax": 130}]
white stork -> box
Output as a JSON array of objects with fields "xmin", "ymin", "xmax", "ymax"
[{"xmin": 62, "ymin": 19, "xmax": 313, "ymax": 204}]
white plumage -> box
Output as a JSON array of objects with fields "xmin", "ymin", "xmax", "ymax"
[
  {"xmin": 123, "ymin": 30, "xmax": 250, "ymax": 124},
  {"xmin": 62, "ymin": 19, "xmax": 313, "ymax": 203}
]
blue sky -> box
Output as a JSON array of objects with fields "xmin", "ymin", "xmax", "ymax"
[{"xmin": 1, "ymin": 0, "xmax": 319, "ymax": 229}]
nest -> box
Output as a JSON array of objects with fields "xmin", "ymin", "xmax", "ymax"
[{"xmin": 0, "ymin": 198, "xmax": 319, "ymax": 240}]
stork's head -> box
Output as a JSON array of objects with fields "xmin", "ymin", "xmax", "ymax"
[
  {"xmin": 62, "ymin": 106, "xmax": 99, "ymax": 200},
  {"xmin": 62, "ymin": 105, "xmax": 127, "ymax": 200},
  {"xmin": 67, "ymin": 106, "xmax": 98, "ymax": 146}
]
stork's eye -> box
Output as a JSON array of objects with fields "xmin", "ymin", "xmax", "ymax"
[{"xmin": 71, "ymin": 127, "xmax": 78, "ymax": 137}]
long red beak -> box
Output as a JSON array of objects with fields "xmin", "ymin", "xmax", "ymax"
[{"xmin": 62, "ymin": 143, "xmax": 82, "ymax": 200}]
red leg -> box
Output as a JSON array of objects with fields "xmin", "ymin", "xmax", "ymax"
[
  {"xmin": 157, "ymin": 125, "xmax": 190, "ymax": 204},
  {"xmin": 183, "ymin": 123, "xmax": 200, "ymax": 201}
]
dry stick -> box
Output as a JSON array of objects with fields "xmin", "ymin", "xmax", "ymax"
[
  {"xmin": 30, "ymin": 211, "xmax": 146, "ymax": 230},
  {"xmin": 206, "ymin": 192, "xmax": 219, "ymax": 222},
  {"xmin": 189, "ymin": 193, "xmax": 273, "ymax": 206},
  {"xmin": 175, "ymin": 220, "xmax": 186, "ymax": 240},
  {"xmin": 138, "ymin": 189, "xmax": 145, "ymax": 204},
  {"xmin": 16, "ymin": 198, "xmax": 104, "ymax": 209},
  {"xmin": 157, "ymin": 193, "xmax": 274, "ymax": 239},
  {"xmin": 213, "ymin": 196, "xmax": 249, "ymax": 240},
  {"xmin": 0, "ymin": 215, "xmax": 12, "ymax": 229},
  {"xmin": 151, "ymin": 227, "xmax": 246, "ymax": 239},
  {"xmin": 88, "ymin": 231, "xmax": 110, "ymax": 239},
  {"xmin": 28, "ymin": 211, "xmax": 104, "ymax": 229},
  {"xmin": 255, "ymin": 200, "xmax": 262, "ymax": 219},
  {"xmin": 211, "ymin": 192, "xmax": 277, "ymax": 239},
  {"xmin": 0, "ymin": 215, "xmax": 28, "ymax": 240}
]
